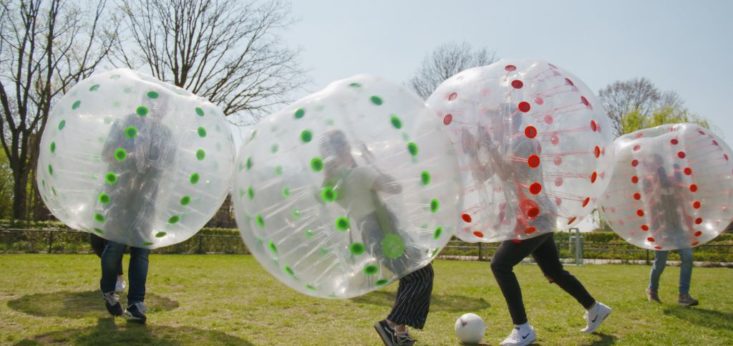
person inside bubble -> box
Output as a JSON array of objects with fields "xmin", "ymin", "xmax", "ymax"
[
  {"xmin": 464, "ymin": 107, "xmax": 611, "ymax": 346},
  {"xmin": 319, "ymin": 129, "xmax": 434, "ymax": 346},
  {"xmin": 98, "ymin": 90, "xmax": 176, "ymax": 323},
  {"xmin": 643, "ymin": 154, "xmax": 699, "ymax": 306}
]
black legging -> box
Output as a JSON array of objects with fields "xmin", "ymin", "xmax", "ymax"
[
  {"xmin": 90, "ymin": 234, "xmax": 123, "ymax": 276},
  {"xmin": 491, "ymin": 233, "xmax": 595, "ymax": 324}
]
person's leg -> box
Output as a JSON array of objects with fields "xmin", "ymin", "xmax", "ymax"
[
  {"xmin": 386, "ymin": 264, "xmax": 434, "ymax": 330},
  {"xmin": 127, "ymin": 246, "xmax": 150, "ymax": 304},
  {"xmin": 678, "ymin": 248, "xmax": 693, "ymax": 295},
  {"xmin": 491, "ymin": 233, "xmax": 551, "ymax": 325},
  {"xmin": 531, "ymin": 234, "xmax": 595, "ymax": 309},
  {"xmin": 100, "ymin": 242, "xmax": 125, "ymax": 294},
  {"xmin": 90, "ymin": 234, "xmax": 106, "ymax": 258},
  {"xmin": 649, "ymin": 251, "xmax": 669, "ymax": 293}
]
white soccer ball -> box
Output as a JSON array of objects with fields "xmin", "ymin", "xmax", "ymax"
[{"xmin": 455, "ymin": 313, "xmax": 486, "ymax": 344}]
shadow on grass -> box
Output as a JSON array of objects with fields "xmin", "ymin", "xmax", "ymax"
[
  {"xmin": 14, "ymin": 318, "xmax": 252, "ymax": 345},
  {"xmin": 663, "ymin": 306, "xmax": 733, "ymax": 331},
  {"xmin": 7, "ymin": 290, "xmax": 179, "ymax": 318},
  {"xmin": 351, "ymin": 291, "xmax": 490, "ymax": 312},
  {"xmin": 584, "ymin": 332, "xmax": 617, "ymax": 345}
]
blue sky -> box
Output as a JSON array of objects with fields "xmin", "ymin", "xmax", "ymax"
[{"xmin": 280, "ymin": 0, "xmax": 733, "ymax": 139}]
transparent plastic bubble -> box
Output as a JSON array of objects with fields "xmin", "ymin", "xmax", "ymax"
[
  {"xmin": 600, "ymin": 123, "xmax": 733, "ymax": 250},
  {"xmin": 36, "ymin": 68, "xmax": 235, "ymax": 248},
  {"xmin": 232, "ymin": 75, "xmax": 462, "ymax": 298},
  {"xmin": 427, "ymin": 59, "xmax": 614, "ymax": 242}
]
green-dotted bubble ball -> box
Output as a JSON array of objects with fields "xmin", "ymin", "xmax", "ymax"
[
  {"xmin": 427, "ymin": 59, "xmax": 614, "ymax": 243},
  {"xmin": 36, "ymin": 68, "xmax": 235, "ymax": 249},
  {"xmin": 232, "ymin": 74, "xmax": 463, "ymax": 298}
]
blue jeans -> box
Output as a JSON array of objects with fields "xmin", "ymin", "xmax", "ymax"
[
  {"xmin": 100, "ymin": 241, "xmax": 150, "ymax": 303},
  {"xmin": 649, "ymin": 248, "xmax": 693, "ymax": 295}
]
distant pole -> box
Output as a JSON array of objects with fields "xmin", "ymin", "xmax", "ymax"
[{"xmin": 569, "ymin": 227, "xmax": 583, "ymax": 265}]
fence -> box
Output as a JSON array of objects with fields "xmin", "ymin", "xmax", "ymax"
[{"xmin": 1, "ymin": 226, "xmax": 732, "ymax": 265}]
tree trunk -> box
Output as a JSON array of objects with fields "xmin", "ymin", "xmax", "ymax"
[{"xmin": 12, "ymin": 166, "xmax": 29, "ymax": 220}]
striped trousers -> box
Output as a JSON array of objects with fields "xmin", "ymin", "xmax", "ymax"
[{"xmin": 387, "ymin": 263, "xmax": 434, "ymax": 329}]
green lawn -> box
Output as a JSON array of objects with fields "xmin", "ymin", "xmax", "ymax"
[{"xmin": 0, "ymin": 255, "xmax": 731, "ymax": 345}]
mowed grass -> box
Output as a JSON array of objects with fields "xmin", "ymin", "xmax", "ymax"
[{"xmin": 0, "ymin": 255, "xmax": 731, "ymax": 345}]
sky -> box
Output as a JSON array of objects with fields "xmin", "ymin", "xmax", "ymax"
[{"xmin": 276, "ymin": 0, "xmax": 733, "ymax": 139}]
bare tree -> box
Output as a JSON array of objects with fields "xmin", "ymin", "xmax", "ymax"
[
  {"xmin": 598, "ymin": 78, "xmax": 689, "ymax": 136},
  {"xmin": 409, "ymin": 42, "xmax": 496, "ymax": 99},
  {"xmin": 114, "ymin": 0, "xmax": 305, "ymax": 123},
  {"xmin": 0, "ymin": 0, "xmax": 116, "ymax": 220}
]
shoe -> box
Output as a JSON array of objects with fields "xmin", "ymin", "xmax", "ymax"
[
  {"xmin": 500, "ymin": 324, "xmax": 536, "ymax": 346},
  {"xmin": 373, "ymin": 320, "xmax": 415, "ymax": 346},
  {"xmin": 115, "ymin": 275, "xmax": 126, "ymax": 293},
  {"xmin": 678, "ymin": 294, "xmax": 699, "ymax": 307},
  {"xmin": 103, "ymin": 292, "xmax": 124, "ymax": 317},
  {"xmin": 124, "ymin": 301, "xmax": 147, "ymax": 324},
  {"xmin": 581, "ymin": 302, "xmax": 612, "ymax": 333},
  {"xmin": 646, "ymin": 288, "xmax": 661, "ymax": 303}
]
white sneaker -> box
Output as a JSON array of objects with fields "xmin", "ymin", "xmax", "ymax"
[
  {"xmin": 581, "ymin": 301, "xmax": 611, "ymax": 333},
  {"xmin": 500, "ymin": 324, "xmax": 536, "ymax": 346},
  {"xmin": 115, "ymin": 275, "xmax": 126, "ymax": 293}
]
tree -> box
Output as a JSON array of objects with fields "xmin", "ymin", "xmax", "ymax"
[
  {"xmin": 114, "ymin": 0, "xmax": 305, "ymax": 123},
  {"xmin": 0, "ymin": 0, "xmax": 116, "ymax": 220},
  {"xmin": 598, "ymin": 78, "xmax": 688, "ymax": 136},
  {"xmin": 409, "ymin": 42, "xmax": 496, "ymax": 99}
]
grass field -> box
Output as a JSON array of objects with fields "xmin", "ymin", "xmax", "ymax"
[{"xmin": 0, "ymin": 255, "xmax": 731, "ymax": 345}]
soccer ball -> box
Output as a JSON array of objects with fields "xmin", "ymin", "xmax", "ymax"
[{"xmin": 455, "ymin": 313, "xmax": 486, "ymax": 344}]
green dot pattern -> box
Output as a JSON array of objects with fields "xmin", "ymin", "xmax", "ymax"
[
  {"xmin": 284, "ymin": 266, "xmax": 295, "ymax": 276},
  {"xmin": 197, "ymin": 127, "xmax": 207, "ymax": 138},
  {"xmin": 136, "ymin": 106, "xmax": 148, "ymax": 116},
  {"xmin": 48, "ymin": 165, "xmax": 53, "ymax": 175},
  {"xmin": 268, "ymin": 241, "xmax": 277, "ymax": 254},
  {"xmin": 256, "ymin": 215, "xmax": 265, "ymax": 228},
  {"xmin": 370, "ymin": 96, "xmax": 383, "ymax": 105},
  {"xmin": 381, "ymin": 233, "xmax": 406, "ymax": 259},
  {"xmin": 105, "ymin": 172, "xmax": 118, "ymax": 185},
  {"xmin": 349, "ymin": 243, "xmax": 365, "ymax": 255},
  {"xmin": 94, "ymin": 213, "xmax": 105, "ymax": 223},
  {"xmin": 270, "ymin": 144, "xmax": 278, "ymax": 153},
  {"xmin": 300, "ymin": 130, "xmax": 313, "ymax": 143},
  {"xmin": 305, "ymin": 284, "xmax": 316, "ymax": 291},
  {"xmin": 125, "ymin": 126, "xmax": 138, "ymax": 139},
  {"xmin": 195, "ymin": 107, "xmax": 204, "ymax": 116},
  {"xmin": 114, "ymin": 148, "xmax": 127, "ymax": 161},
  {"xmin": 407, "ymin": 142, "xmax": 418, "ymax": 156},
  {"xmin": 72, "ymin": 100, "xmax": 81, "ymax": 110},
  {"xmin": 430, "ymin": 199, "xmax": 439, "ymax": 213},
  {"xmin": 246, "ymin": 157, "xmax": 253, "ymax": 170},
  {"xmin": 304, "ymin": 229, "xmax": 314, "ymax": 239},
  {"xmin": 433, "ymin": 227, "xmax": 443, "ymax": 239},
  {"xmin": 390, "ymin": 115, "xmax": 402, "ymax": 129},
  {"xmin": 155, "ymin": 232, "xmax": 166, "ymax": 238},
  {"xmin": 180, "ymin": 196, "xmax": 191, "ymax": 205},
  {"xmin": 292, "ymin": 209, "xmax": 301, "ymax": 219},
  {"xmin": 196, "ymin": 149, "xmax": 205, "ymax": 160},
  {"xmin": 310, "ymin": 157, "xmax": 323, "ymax": 172},
  {"xmin": 421, "ymin": 171, "xmax": 431, "ymax": 185},
  {"xmin": 94, "ymin": 228, "xmax": 104, "ymax": 234},
  {"xmin": 50, "ymin": 142, "xmax": 56, "ymax": 153},
  {"xmin": 376, "ymin": 279, "xmax": 389, "ymax": 286},
  {"xmin": 58, "ymin": 120, "xmax": 66, "ymax": 130},
  {"xmin": 247, "ymin": 186, "xmax": 255, "ymax": 200},
  {"xmin": 321, "ymin": 186, "xmax": 337, "ymax": 202},
  {"xmin": 364, "ymin": 265, "xmax": 378, "ymax": 275},
  {"xmin": 98, "ymin": 192, "xmax": 110, "ymax": 204},
  {"xmin": 168, "ymin": 215, "xmax": 180, "ymax": 224},
  {"xmin": 147, "ymin": 91, "xmax": 159, "ymax": 99},
  {"xmin": 282, "ymin": 187, "xmax": 290, "ymax": 198},
  {"xmin": 294, "ymin": 108, "xmax": 305, "ymax": 119},
  {"xmin": 89, "ymin": 84, "xmax": 100, "ymax": 91},
  {"xmin": 349, "ymin": 82, "xmax": 361, "ymax": 88},
  {"xmin": 189, "ymin": 173, "xmax": 200, "ymax": 184},
  {"xmin": 275, "ymin": 166, "xmax": 282, "ymax": 175},
  {"xmin": 335, "ymin": 217, "xmax": 350, "ymax": 231}
]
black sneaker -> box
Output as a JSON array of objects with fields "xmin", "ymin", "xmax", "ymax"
[
  {"xmin": 103, "ymin": 292, "xmax": 124, "ymax": 317},
  {"xmin": 374, "ymin": 320, "xmax": 416, "ymax": 346},
  {"xmin": 124, "ymin": 302, "xmax": 147, "ymax": 324}
]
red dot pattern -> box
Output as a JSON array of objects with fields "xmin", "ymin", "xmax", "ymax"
[
  {"xmin": 582, "ymin": 197, "xmax": 591, "ymax": 207},
  {"xmin": 518, "ymin": 101, "xmax": 531, "ymax": 113},
  {"xmin": 443, "ymin": 114, "xmax": 453, "ymax": 125},
  {"xmin": 631, "ymin": 159, "xmax": 639, "ymax": 167},
  {"xmin": 461, "ymin": 213, "xmax": 472, "ymax": 223},
  {"xmin": 447, "ymin": 92, "xmax": 458, "ymax": 101},
  {"xmin": 590, "ymin": 171, "xmax": 598, "ymax": 183},
  {"xmin": 633, "ymin": 192, "xmax": 641, "ymax": 200},
  {"xmin": 641, "ymin": 224, "xmax": 649, "ymax": 231},
  {"xmin": 527, "ymin": 154, "xmax": 540, "ymax": 168},
  {"xmin": 524, "ymin": 126, "xmax": 537, "ymax": 138},
  {"xmin": 525, "ymin": 227, "xmax": 536, "ymax": 234},
  {"xmin": 529, "ymin": 182, "xmax": 542, "ymax": 195},
  {"xmin": 511, "ymin": 80, "xmax": 523, "ymax": 89},
  {"xmin": 473, "ymin": 231, "xmax": 484, "ymax": 238},
  {"xmin": 677, "ymin": 151, "xmax": 686, "ymax": 159},
  {"xmin": 505, "ymin": 65, "xmax": 517, "ymax": 71},
  {"xmin": 636, "ymin": 209, "xmax": 644, "ymax": 217}
]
